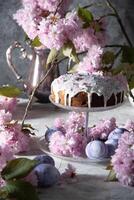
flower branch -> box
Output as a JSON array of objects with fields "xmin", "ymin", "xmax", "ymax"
[
  {"xmin": 21, "ymin": 60, "xmax": 57, "ymax": 126},
  {"xmin": 106, "ymin": 0, "xmax": 133, "ymax": 47},
  {"xmin": 54, "ymin": 0, "xmax": 64, "ymax": 15},
  {"xmin": 82, "ymin": 2, "xmax": 104, "ymax": 9}
]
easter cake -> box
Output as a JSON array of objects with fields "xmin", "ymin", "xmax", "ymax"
[{"xmin": 51, "ymin": 73, "xmax": 127, "ymax": 108}]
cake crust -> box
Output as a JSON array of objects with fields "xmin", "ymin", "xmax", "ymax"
[{"xmin": 51, "ymin": 73, "xmax": 127, "ymax": 108}]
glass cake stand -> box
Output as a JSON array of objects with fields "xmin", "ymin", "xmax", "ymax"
[{"xmin": 38, "ymin": 96, "xmax": 125, "ymax": 164}]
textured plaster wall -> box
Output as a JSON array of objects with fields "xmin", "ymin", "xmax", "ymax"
[{"xmin": 0, "ymin": 0, "xmax": 134, "ymax": 86}]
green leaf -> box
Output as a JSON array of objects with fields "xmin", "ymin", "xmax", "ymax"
[
  {"xmin": 1, "ymin": 158, "xmax": 38, "ymax": 181},
  {"xmin": 93, "ymin": 21, "xmax": 102, "ymax": 32},
  {"xmin": 122, "ymin": 46, "xmax": 134, "ymax": 64},
  {"xmin": 106, "ymin": 169, "xmax": 118, "ymax": 182},
  {"xmin": 78, "ymin": 7, "xmax": 94, "ymax": 28},
  {"xmin": 24, "ymin": 34, "xmax": 31, "ymax": 43},
  {"xmin": 31, "ymin": 36, "xmax": 42, "ymax": 47},
  {"xmin": 102, "ymin": 51, "xmax": 115, "ymax": 65},
  {"xmin": 62, "ymin": 41, "xmax": 79, "ymax": 63},
  {"xmin": 46, "ymin": 48, "xmax": 58, "ymax": 68},
  {"xmin": 0, "ymin": 189, "xmax": 8, "ymax": 199},
  {"xmin": 0, "ymin": 86, "xmax": 21, "ymax": 97},
  {"xmin": 111, "ymin": 65, "xmax": 123, "ymax": 75},
  {"xmin": 1, "ymin": 180, "xmax": 39, "ymax": 200}
]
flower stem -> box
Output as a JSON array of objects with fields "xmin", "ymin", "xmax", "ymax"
[
  {"xmin": 106, "ymin": 0, "xmax": 133, "ymax": 47},
  {"xmin": 21, "ymin": 61, "xmax": 57, "ymax": 127},
  {"xmin": 105, "ymin": 44, "xmax": 124, "ymax": 48},
  {"xmin": 82, "ymin": 2, "xmax": 104, "ymax": 9},
  {"xmin": 129, "ymin": 90, "xmax": 134, "ymax": 101},
  {"xmin": 54, "ymin": 0, "xmax": 64, "ymax": 15}
]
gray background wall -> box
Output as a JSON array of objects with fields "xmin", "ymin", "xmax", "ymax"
[{"xmin": 0, "ymin": 0, "xmax": 134, "ymax": 87}]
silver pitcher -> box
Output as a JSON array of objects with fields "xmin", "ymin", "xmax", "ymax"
[{"xmin": 6, "ymin": 41, "xmax": 60, "ymax": 103}]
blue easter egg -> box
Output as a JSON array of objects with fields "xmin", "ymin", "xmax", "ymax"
[
  {"xmin": 34, "ymin": 163, "xmax": 60, "ymax": 187},
  {"xmin": 45, "ymin": 128, "xmax": 57, "ymax": 142},
  {"xmin": 105, "ymin": 139, "xmax": 118, "ymax": 156},
  {"xmin": 108, "ymin": 128, "xmax": 128, "ymax": 141},
  {"xmin": 85, "ymin": 140, "xmax": 108, "ymax": 159},
  {"xmin": 34, "ymin": 154, "xmax": 55, "ymax": 166}
]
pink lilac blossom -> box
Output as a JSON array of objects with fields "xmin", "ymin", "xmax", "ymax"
[
  {"xmin": 13, "ymin": 7, "xmax": 39, "ymax": 40},
  {"xmin": 77, "ymin": 45, "xmax": 103, "ymax": 73},
  {"xmin": 54, "ymin": 118, "xmax": 65, "ymax": 128},
  {"xmin": 65, "ymin": 112, "xmax": 85, "ymax": 133},
  {"xmin": 112, "ymin": 131, "xmax": 134, "ymax": 186},
  {"xmin": 125, "ymin": 120, "xmax": 134, "ymax": 132},
  {"xmin": 49, "ymin": 112, "xmax": 87, "ymax": 157},
  {"xmin": 0, "ymin": 110, "xmax": 12, "ymax": 125},
  {"xmin": 13, "ymin": 0, "xmax": 71, "ymax": 41},
  {"xmin": 0, "ymin": 178, "xmax": 6, "ymax": 187},
  {"xmin": 37, "ymin": 0, "xmax": 71, "ymax": 15},
  {"xmin": 88, "ymin": 117, "xmax": 117, "ymax": 140},
  {"xmin": 0, "ymin": 144, "xmax": 14, "ymax": 171},
  {"xmin": 54, "ymin": 117, "xmax": 66, "ymax": 134},
  {"xmin": 22, "ymin": 0, "xmax": 38, "ymax": 9},
  {"xmin": 0, "ymin": 123, "xmax": 31, "ymax": 154},
  {"xmin": 38, "ymin": 13, "xmax": 67, "ymax": 50},
  {"xmin": 0, "ymin": 96, "xmax": 17, "ymax": 113},
  {"xmin": 49, "ymin": 113, "xmax": 117, "ymax": 157},
  {"xmin": 49, "ymin": 130, "xmax": 87, "ymax": 157},
  {"xmin": 61, "ymin": 164, "xmax": 76, "ymax": 178},
  {"xmin": 63, "ymin": 11, "xmax": 81, "ymax": 39},
  {"xmin": 14, "ymin": 0, "xmax": 106, "ymax": 52},
  {"xmin": 71, "ymin": 19, "xmax": 106, "ymax": 52}
]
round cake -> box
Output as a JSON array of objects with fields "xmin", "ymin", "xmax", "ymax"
[{"xmin": 51, "ymin": 73, "xmax": 127, "ymax": 108}]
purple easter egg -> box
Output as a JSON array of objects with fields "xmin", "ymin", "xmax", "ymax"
[
  {"xmin": 105, "ymin": 139, "xmax": 118, "ymax": 156},
  {"xmin": 85, "ymin": 140, "xmax": 108, "ymax": 159},
  {"xmin": 34, "ymin": 163, "xmax": 60, "ymax": 188},
  {"xmin": 34, "ymin": 154, "xmax": 55, "ymax": 166},
  {"xmin": 108, "ymin": 128, "xmax": 128, "ymax": 141}
]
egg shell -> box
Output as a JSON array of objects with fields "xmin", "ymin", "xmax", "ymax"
[
  {"xmin": 45, "ymin": 128, "xmax": 58, "ymax": 142},
  {"xmin": 34, "ymin": 154, "xmax": 55, "ymax": 166},
  {"xmin": 105, "ymin": 139, "xmax": 118, "ymax": 156},
  {"xmin": 85, "ymin": 140, "xmax": 108, "ymax": 159},
  {"xmin": 34, "ymin": 163, "xmax": 60, "ymax": 188},
  {"xmin": 108, "ymin": 128, "xmax": 127, "ymax": 141}
]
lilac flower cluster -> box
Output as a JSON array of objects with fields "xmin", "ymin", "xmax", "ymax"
[
  {"xmin": 88, "ymin": 117, "xmax": 117, "ymax": 140},
  {"xmin": 78, "ymin": 45, "xmax": 103, "ymax": 73},
  {"xmin": 0, "ymin": 96, "xmax": 17, "ymax": 113},
  {"xmin": 49, "ymin": 112, "xmax": 88, "ymax": 157},
  {"xmin": 49, "ymin": 112, "xmax": 117, "ymax": 157},
  {"xmin": 125, "ymin": 120, "xmax": 134, "ymax": 132},
  {"xmin": 13, "ymin": 1, "xmax": 106, "ymax": 52},
  {"xmin": 0, "ymin": 97, "xmax": 31, "ymax": 181},
  {"xmin": 112, "ymin": 130, "xmax": 134, "ymax": 186}
]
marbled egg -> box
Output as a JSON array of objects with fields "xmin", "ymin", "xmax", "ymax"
[
  {"xmin": 34, "ymin": 163, "xmax": 60, "ymax": 188},
  {"xmin": 105, "ymin": 139, "xmax": 118, "ymax": 156},
  {"xmin": 108, "ymin": 128, "xmax": 128, "ymax": 141},
  {"xmin": 85, "ymin": 140, "xmax": 108, "ymax": 159}
]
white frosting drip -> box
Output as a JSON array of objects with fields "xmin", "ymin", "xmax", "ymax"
[{"xmin": 51, "ymin": 73, "xmax": 127, "ymax": 107}]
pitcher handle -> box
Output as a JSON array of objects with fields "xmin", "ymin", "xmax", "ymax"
[{"xmin": 6, "ymin": 41, "xmax": 29, "ymax": 83}]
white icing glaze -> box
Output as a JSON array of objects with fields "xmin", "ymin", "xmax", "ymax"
[{"xmin": 51, "ymin": 73, "xmax": 128, "ymax": 107}]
